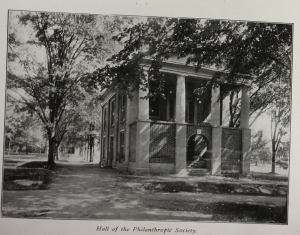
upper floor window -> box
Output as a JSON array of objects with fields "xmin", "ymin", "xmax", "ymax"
[
  {"xmin": 110, "ymin": 99, "xmax": 115, "ymax": 127},
  {"xmin": 120, "ymin": 95, "xmax": 126, "ymax": 123},
  {"xmin": 186, "ymin": 100, "xmax": 195, "ymax": 123},
  {"xmin": 169, "ymin": 98, "xmax": 175, "ymax": 120},
  {"xmin": 149, "ymin": 98, "xmax": 160, "ymax": 118}
]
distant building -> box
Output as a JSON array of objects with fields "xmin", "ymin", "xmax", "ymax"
[{"xmin": 99, "ymin": 56, "xmax": 251, "ymax": 175}]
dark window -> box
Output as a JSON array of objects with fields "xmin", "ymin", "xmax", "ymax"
[
  {"xmin": 120, "ymin": 95, "xmax": 126, "ymax": 122},
  {"xmin": 68, "ymin": 147, "xmax": 75, "ymax": 154},
  {"xmin": 119, "ymin": 131, "xmax": 125, "ymax": 162},
  {"xmin": 109, "ymin": 136, "xmax": 114, "ymax": 165},
  {"xmin": 102, "ymin": 137, "xmax": 106, "ymax": 159},
  {"xmin": 169, "ymin": 98, "xmax": 175, "ymax": 120},
  {"xmin": 149, "ymin": 98, "xmax": 160, "ymax": 118},
  {"xmin": 110, "ymin": 99, "xmax": 115, "ymax": 127},
  {"xmin": 186, "ymin": 100, "xmax": 194, "ymax": 123},
  {"xmin": 103, "ymin": 107, "xmax": 107, "ymax": 131},
  {"xmin": 202, "ymin": 100, "xmax": 211, "ymax": 122}
]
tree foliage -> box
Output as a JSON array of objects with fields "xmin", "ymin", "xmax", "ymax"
[
  {"xmin": 91, "ymin": 17, "xmax": 292, "ymax": 127},
  {"xmin": 270, "ymin": 86, "xmax": 290, "ymax": 173},
  {"xmin": 62, "ymin": 89, "xmax": 102, "ymax": 161},
  {"xmin": 7, "ymin": 11, "xmax": 129, "ymax": 166},
  {"xmin": 5, "ymin": 101, "xmax": 44, "ymax": 154}
]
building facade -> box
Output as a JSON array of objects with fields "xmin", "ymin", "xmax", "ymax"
[{"xmin": 99, "ymin": 58, "xmax": 251, "ymax": 175}]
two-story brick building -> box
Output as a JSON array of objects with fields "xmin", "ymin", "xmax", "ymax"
[{"xmin": 99, "ymin": 56, "xmax": 251, "ymax": 175}]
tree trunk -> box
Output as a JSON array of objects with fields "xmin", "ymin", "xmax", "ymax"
[
  {"xmin": 57, "ymin": 144, "xmax": 61, "ymax": 160},
  {"xmin": 54, "ymin": 143, "xmax": 61, "ymax": 161},
  {"xmin": 271, "ymin": 151, "xmax": 276, "ymax": 173},
  {"xmin": 89, "ymin": 135, "xmax": 94, "ymax": 162},
  {"xmin": 87, "ymin": 136, "xmax": 89, "ymax": 161},
  {"xmin": 8, "ymin": 139, "xmax": 10, "ymax": 156},
  {"xmin": 48, "ymin": 137, "xmax": 55, "ymax": 168}
]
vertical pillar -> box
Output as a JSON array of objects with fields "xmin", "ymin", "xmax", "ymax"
[
  {"xmin": 175, "ymin": 74, "xmax": 187, "ymax": 173},
  {"xmin": 211, "ymin": 127, "xmax": 222, "ymax": 175},
  {"xmin": 136, "ymin": 86, "xmax": 150, "ymax": 173},
  {"xmin": 241, "ymin": 128, "xmax": 251, "ymax": 174},
  {"xmin": 138, "ymin": 87, "xmax": 149, "ymax": 121},
  {"xmin": 211, "ymin": 85, "xmax": 222, "ymax": 175},
  {"xmin": 240, "ymin": 85, "xmax": 250, "ymax": 129},
  {"xmin": 124, "ymin": 87, "xmax": 138, "ymax": 166},
  {"xmin": 211, "ymin": 86, "xmax": 221, "ymax": 127},
  {"xmin": 175, "ymin": 75, "xmax": 186, "ymax": 123},
  {"xmin": 240, "ymin": 85, "xmax": 251, "ymax": 174}
]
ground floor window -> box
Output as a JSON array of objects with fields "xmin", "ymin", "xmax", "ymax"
[
  {"xmin": 102, "ymin": 137, "xmax": 106, "ymax": 159},
  {"xmin": 119, "ymin": 131, "xmax": 125, "ymax": 162}
]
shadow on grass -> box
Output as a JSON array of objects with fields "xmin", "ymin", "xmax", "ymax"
[
  {"xmin": 19, "ymin": 161, "xmax": 50, "ymax": 169},
  {"xmin": 143, "ymin": 181, "xmax": 287, "ymax": 197},
  {"xmin": 3, "ymin": 161, "xmax": 54, "ymax": 191},
  {"xmin": 145, "ymin": 198, "xmax": 287, "ymax": 223}
]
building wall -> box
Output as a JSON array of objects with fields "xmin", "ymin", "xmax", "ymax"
[
  {"xmin": 99, "ymin": 74, "xmax": 250, "ymax": 175},
  {"xmin": 129, "ymin": 122, "xmax": 137, "ymax": 162},
  {"xmin": 149, "ymin": 122, "xmax": 176, "ymax": 163},
  {"xmin": 101, "ymin": 90, "xmax": 129, "ymax": 169},
  {"xmin": 221, "ymin": 127, "xmax": 243, "ymax": 172}
]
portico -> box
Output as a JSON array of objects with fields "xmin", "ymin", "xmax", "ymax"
[{"xmin": 100, "ymin": 59, "xmax": 251, "ymax": 175}]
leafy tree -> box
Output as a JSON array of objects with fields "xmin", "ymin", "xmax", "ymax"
[
  {"xmin": 91, "ymin": 18, "xmax": 292, "ymax": 128},
  {"xmin": 251, "ymin": 130, "xmax": 269, "ymax": 166},
  {"xmin": 270, "ymin": 86, "xmax": 290, "ymax": 173},
  {"xmin": 277, "ymin": 141, "xmax": 290, "ymax": 159},
  {"xmin": 7, "ymin": 11, "xmax": 129, "ymax": 167},
  {"xmin": 62, "ymin": 89, "xmax": 102, "ymax": 162},
  {"xmin": 5, "ymin": 101, "xmax": 44, "ymax": 154},
  {"xmin": 251, "ymin": 130, "xmax": 269, "ymax": 153},
  {"xmin": 258, "ymin": 147, "xmax": 271, "ymax": 166}
]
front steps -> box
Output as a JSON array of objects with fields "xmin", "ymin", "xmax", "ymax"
[
  {"xmin": 177, "ymin": 158, "xmax": 210, "ymax": 177},
  {"xmin": 177, "ymin": 167, "xmax": 210, "ymax": 177},
  {"xmin": 186, "ymin": 167, "xmax": 210, "ymax": 176}
]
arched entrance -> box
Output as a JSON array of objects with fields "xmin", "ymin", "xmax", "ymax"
[{"xmin": 187, "ymin": 134, "xmax": 209, "ymax": 168}]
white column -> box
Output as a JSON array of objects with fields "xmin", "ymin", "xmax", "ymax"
[
  {"xmin": 135, "ymin": 85, "xmax": 150, "ymax": 173},
  {"xmin": 240, "ymin": 85, "xmax": 250, "ymax": 129},
  {"xmin": 240, "ymin": 85, "xmax": 251, "ymax": 174},
  {"xmin": 138, "ymin": 87, "xmax": 149, "ymax": 121},
  {"xmin": 175, "ymin": 74, "xmax": 186, "ymax": 123},
  {"xmin": 211, "ymin": 86, "xmax": 221, "ymax": 127},
  {"xmin": 124, "ymin": 87, "xmax": 138, "ymax": 166},
  {"xmin": 211, "ymin": 85, "xmax": 222, "ymax": 175},
  {"xmin": 175, "ymin": 74, "xmax": 187, "ymax": 173},
  {"xmin": 241, "ymin": 128, "xmax": 251, "ymax": 174}
]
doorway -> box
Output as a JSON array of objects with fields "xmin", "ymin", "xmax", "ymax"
[{"xmin": 186, "ymin": 134, "xmax": 209, "ymax": 168}]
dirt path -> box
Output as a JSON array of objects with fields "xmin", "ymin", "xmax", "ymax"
[{"xmin": 2, "ymin": 160, "xmax": 287, "ymax": 222}]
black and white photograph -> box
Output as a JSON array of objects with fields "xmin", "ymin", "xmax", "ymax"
[{"xmin": 0, "ymin": 0, "xmax": 299, "ymax": 235}]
